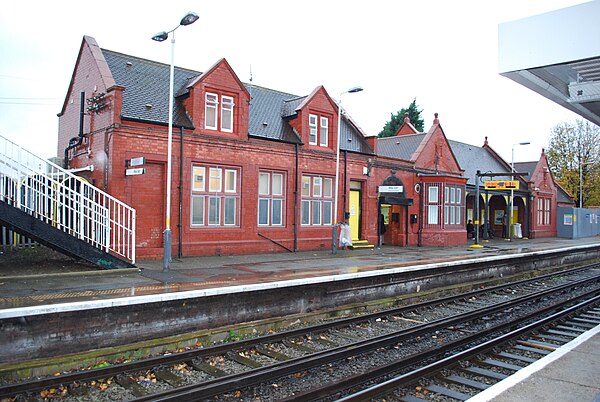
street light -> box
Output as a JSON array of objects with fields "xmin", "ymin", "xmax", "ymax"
[
  {"xmin": 152, "ymin": 11, "xmax": 199, "ymax": 271},
  {"xmin": 509, "ymin": 141, "xmax": 530, "ymax": 241},
  {"xmin": 332, "ymin": 86, "xmax": 363, "ymax": 254},
  {"xmin": 579, "ymin": 161, "xmax": 593, "ymax": 208}
]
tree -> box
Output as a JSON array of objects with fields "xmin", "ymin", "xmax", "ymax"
[
  {"xmin": 546, "ymin": 119, "xmax": 600, "ymax": 207},
  {"xmin": 378, "ymin": 99, "xmax": 424, "ymax": 137}
]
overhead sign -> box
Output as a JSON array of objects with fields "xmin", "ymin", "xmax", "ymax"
[
  {"xmin": 484, "ymin": 180, "xmax": 519, "ymax": 190},
  {"xmin": 125, "ymin": 168, "xmax": 145, "ymax": 176},
  {"xmin": 379, "ymin": 185, "xmax": 404, "ymax": 193}
]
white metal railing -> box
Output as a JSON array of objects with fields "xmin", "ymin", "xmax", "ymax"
[{"xmin": 0, "ymin": 135, "xmax": 136, "ymax": 264}]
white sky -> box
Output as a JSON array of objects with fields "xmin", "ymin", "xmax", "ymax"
[{"xmin": 0, "ymin": 0, "xmax": 591, "ymax": 164}]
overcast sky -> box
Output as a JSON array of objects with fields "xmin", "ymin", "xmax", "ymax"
[{"xmin": 0, "ymin": 0, "xmax": 591, "ymax": 164}]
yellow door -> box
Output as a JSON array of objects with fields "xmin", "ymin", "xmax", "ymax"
[{"xmin": 349, "ymin": 190, "xmax": 360, "ymax": 241}]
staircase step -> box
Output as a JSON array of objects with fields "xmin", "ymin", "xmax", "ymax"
[{"xmin": 348, "ymin": 240, "xmax": 375, "ymax": 249}]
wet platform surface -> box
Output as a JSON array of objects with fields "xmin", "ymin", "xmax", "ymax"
[
  {"xmin": 1, "ymin": 236, "xmax": 599, "ymax": 400},
  {"xmin": 1, "ymin": 237, "xmax": 600, "ymax": 310}
]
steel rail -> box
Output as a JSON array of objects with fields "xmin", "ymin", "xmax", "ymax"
[
  {"xmin": 131, "ymin": 272, "xmax": 600, "ymax": 401},
  {"xmin": 2, "ymin": 264, "xmax": 592, "ymax": 398},
  {"xmin": 336, "ymin": 293, "xmax": 600, "ymax": 402},
  {"xmin": 0, "ymin": 265, "xmax": 597, "ymax": 399}
]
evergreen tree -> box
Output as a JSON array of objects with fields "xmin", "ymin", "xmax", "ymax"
[
  {"xmin": 378, "ymin": 99, "xmax": 425, "ymax": 137},
  {"xmin": 546, "ymin": 119, "xmax": 600, "ymax": 207}
]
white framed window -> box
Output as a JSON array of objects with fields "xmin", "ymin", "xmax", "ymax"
[
  {"xmin": 320, "ymin": 116, "xmax": 328, "ymax": 146},
  {"xmin": 301, "ymin": 176, "xmax": 311, "ymax": 196},
  {"xmin": 221, "ymin": 96, "xmax": 234, "ymax": 132},
  {"xmin": 205, "ymin": 93, "xmax": 218, "ymax": 130},
  {"xmin": 205, "ymin": 92, "xmax": 235, "ymax": 132},
  {"xmin": 225, "ymin": 169, "xmax": 236, "ymax": 193},
  {"xmin": 191, "ymin": 164, "xmax": 240, "ymax": 228},
  {"xmin": 258, "ymin": 171, "xmax": 286, "ymax": 227},
  {"xmin": 301, "ymin": 174, "xmax": 334, "ymax": 226},
  {"xmin": 209, "ymin": 168, "xmax": 222, "ymax": 192},
  {"xmin": 192, "ymin": 166, "xmax": 206, "ymax": 192},
  {"xmin": 313, "ymin": 177, "xmax": 322, "ymax": 197},
  {"xmin": 323, "ymin": 178, "xmax": 333, "ymax": 197},
  {"xmin": 443, "ymin": 184, "xmax": 464, "ymax": 226},
  {"xmin": 428, "ymin": 185, "xmax": 439, "ymax": 225},
  {"xmin": 309, "ymin": 114, "xmax": 318, "ymax": 145}
]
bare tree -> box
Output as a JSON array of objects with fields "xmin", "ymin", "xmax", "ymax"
[{"xmin": 546, "ymin": 119, "xmax": 600, "ymax": 207}]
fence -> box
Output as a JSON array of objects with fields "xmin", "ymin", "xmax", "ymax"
[{"xmin": 0, "ymin": 135, "xmax": 136, "ymax": 263}]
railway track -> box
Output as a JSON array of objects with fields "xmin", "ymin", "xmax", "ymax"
[
  {"xmin": 1, "ymin": 264, "xmax": 599, "ymax": 401},
  {"xmin": 335, "ymin": 295, "xmax": 600, "ymax": 401}
]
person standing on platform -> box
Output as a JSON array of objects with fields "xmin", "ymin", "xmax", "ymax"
[{"xmin": 378, "ymin": 213, "xmax": 387, "ymax": 247}]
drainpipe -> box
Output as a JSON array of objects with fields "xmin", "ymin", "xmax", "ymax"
[
  {"xmin": 343, "ymin": 150, "xmax": 348, "ymax": 215},
  {"xmin": 294, "ymin": 143, "xmax": 299, "ymax": 252},
  {"xmin": 418, "ymin": 179, "xmax": 424, "ymax": 247},
  {"xmin": 64, "ymin": 91, "xmax": 86, "ymax": 168},
  {"xmin": 178, "ymin": 126, "xmax": 184, "ymax": 258}
]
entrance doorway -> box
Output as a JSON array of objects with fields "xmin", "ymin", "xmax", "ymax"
[{"xmin": 349, "ymin": 185, "xmax": 361, "ymax": 241}]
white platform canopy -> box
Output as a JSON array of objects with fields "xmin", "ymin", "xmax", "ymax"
[{"xmin": 498, "ymin": 1, "xmax": 600, "ymax": 126}]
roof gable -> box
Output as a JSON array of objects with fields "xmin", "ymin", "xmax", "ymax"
[
  {"xmin": 519, "ymin": 149, "xmax": 558, "ymax": 195},
  {"xmin": 412, "ymin": 114, "xmax": 462, "ymax": 174},
  {"xmin": 395, "ymin": 113, "xmax": 419, "ymax": 136},
  {"xmin": 185, "ymin": 58, "xmax": 250, "ymax": 98},
  {"xmin": 59, "ymin": 36, "xmax": 116, "ymax": 117}
]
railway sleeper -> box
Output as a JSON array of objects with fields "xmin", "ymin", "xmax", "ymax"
[
  {"xmin": 439, "ymin": 373, "xmax": 490, "ymax": 390},
  {"xmin": 227, "ymin": 351, "xmax": 263, "ymax": 369},
  {"xmin": 493, "ymin": 351, "xmax": 536, "ymax": 364},
  {"xmin": 518, "ymin": 339, "xmax": 558, "ymax": 351},
  {"xmin": 555, "ymin": 324, "xmax": 586, "ymax": 333},
  {"xmin": 189, "ymin": 360, "xmax": 228, "ymax": 378},
  {"xmin": 478, "ymin": 358, "xmax": 522, "ymax": 372},
  {"xmin": 513, "ymin": 344, "xmax": 551, "ymax": 355},
  {"xmin": 424, "ymin": 382, "xmax": 472, "ymax": 401},
  {"xmin": 460, "ymin": 365, "xmax": 508, "ymax": 380},
  {"xmin": 255, "ymin": 345, "xmax": 291, "ymax": 361},
  {"xmin": 571, "ymin": 316, "xmax": 600, "ymax": 325},
  {"xmin": 114, "ymin": 375, "xmax": 148, "ymax": 397},
  {"xmin": 564, "ymin": 320, "xmax": 596, "ymax": 329},
  {"xmin": 545, "ymin": 328, "xmax": 582, "ymax": 338},
  {"xmin": 154, "ymin": 369, "xmax": 185, "ymax": 387},
  {"xmin": 533, "ymin": 333, "xmax": 572, "ymax": 343}
]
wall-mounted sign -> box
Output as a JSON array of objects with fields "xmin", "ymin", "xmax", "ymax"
[
  {"xmin": 564, "ymin": 214, "xmax": 573, "ymax": 226},
  {"xmin": 484, "ymin": 180, "xmax": 519, "ymax": 190},
  {"xmin": 125, "ymin": 168, "xmax": 145, "ymax": 176},
  {"xmin": 126, "ymin": 157, "xmax": 145, "ymax": 167},
  {"xmin": 379, "ymin": 185, "xmax": 404, "ymax": 193}
]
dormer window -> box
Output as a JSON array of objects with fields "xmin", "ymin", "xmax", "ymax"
[
  {"xmin": 205, "ymin": 92, "xmax": 235, "ymax": 132},
  {"xmin": 309, "ymin": 114, "xmax": 318, "ymax": 144},
  {"xmin": 309, "ymin": 114, "xmax": 329, "ymax": 147},
  {"xmin": 320, "ymin": 116, "xmax": 328, "ymax": 146},
  {"xmin": 221, "ymin": 96, "xmax": 234, "ymax": 132}
]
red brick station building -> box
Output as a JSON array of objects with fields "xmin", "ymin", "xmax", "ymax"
[{"xmin": 57, "ymin": 36, "xmax": 573, "ymax": 259}]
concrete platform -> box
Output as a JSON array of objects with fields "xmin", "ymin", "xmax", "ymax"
[
  {"xmin": 0, "ymin": 236, "xmax": 599, "ymax": 400},
  {"xmin": 1, "ymin": 236, "xmax": 599, "ymax": 313}
]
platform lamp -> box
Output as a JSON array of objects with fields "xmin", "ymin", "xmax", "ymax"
[
  {"xmin": 332, "ymin": 86, "xmax": 363, "ymax": 254},
  {"xmin": 152, "ymin": 11, "xmax": 199, "ymax": 271},
  {"xmin": 509, "ymin": 141, "xmax": 530, "ymax": 241}
]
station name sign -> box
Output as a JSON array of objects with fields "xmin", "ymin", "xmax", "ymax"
[
  {"xmin": 484, "ymin": 180, "xmax": 519, "ymax": 190},
  {"xmin": 379, "ymin": 185, "xmax": 404, "ymax": 193}
]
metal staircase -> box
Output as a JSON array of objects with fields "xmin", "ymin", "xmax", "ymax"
[{"xmin": 0, "ymin": 135, "xmax": 136, "ymax": 268}]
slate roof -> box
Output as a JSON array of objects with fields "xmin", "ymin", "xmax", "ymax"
[
  {"xmin": 100, "ymin": 48, "xmax": 372, "ymax": 153},
  {"xmin": 557, "ymin": 184, "xmax": 575, "ymax": 205},
  {"xmin": 513, "ymin": 161, "xmax": 538, "ymax": 180},
  {"xmin": 377, "ymin": 134, "xmax": 427, "ymax": 161},
  {"xmin": 102, "ymin": 49, "xmax": 196, "ymax": 129},
  {"xmin": 447, "ymin": 140, "xmax": 512, "ymax": 186}
]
